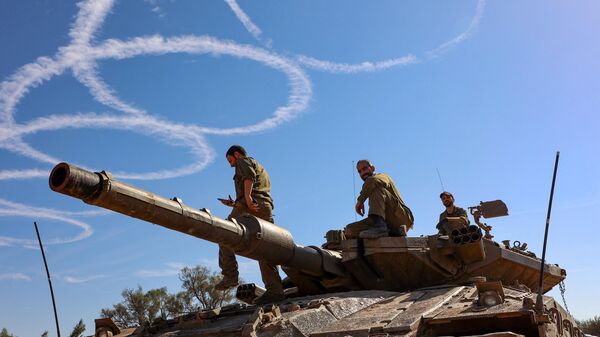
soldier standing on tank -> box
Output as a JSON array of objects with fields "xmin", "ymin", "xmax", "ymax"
[
  {"xmin": 215, "ymin": 145, "xmax": 285, "ymax": 304},
  {"xmin": 436, "ymin": 191, "xmax": 470, "ymax": 235},
  {"xmin": 344, "ymin": 160, "xmax": 414, "ymax": 239}
]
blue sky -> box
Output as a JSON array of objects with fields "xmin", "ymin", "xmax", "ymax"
[{"xmin": 1, "ymin": 0, "xmax": 599, "ymax": 335}]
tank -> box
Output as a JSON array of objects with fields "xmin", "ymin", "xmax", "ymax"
[{"xmin": 49, "ymin": 162, "xmax": 580, "ymax": 337}]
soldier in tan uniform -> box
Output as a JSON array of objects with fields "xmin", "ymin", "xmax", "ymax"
[
  {"xmin": 345, "ymin": 160, "xmax": 413, "ymax": 239},
  {"xmin": 436, "ymin": 191, "xmax": 470, "ymax": 235},
  {"xmin": 215, "ymin": 145, "xmax": 285, "ymax": 304}
]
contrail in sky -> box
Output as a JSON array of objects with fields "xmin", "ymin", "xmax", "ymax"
[
  {"xmin": 425, "ymin": 0, "xmax": 486, "ymax": 59},
  {"xmin": 295, "ymin": 55, "xmax": 418, "ymax": 74},
  {"xmin": 0, "ymin": 273, "xmax": 31, "ymax": 281},
  {"xmin": 136, "ymin": 262, "xmax": 186, "ymax": 277},
  {"xmin": 224, "ymin": 0, "xmax": 266, "ymax": 44},
  {"xmin": 0, "ymin": 0, "xmax": 484, "ymax": 248},
  {"xmin": 61, "ymin": 274, "xmax": 106, "ymax": 284},
  {"xmin": 0, "ymin": 1, "xmax": 312, "ymax": 180},
  {"xmin": 224, "ymin": 0, "xmax": 486, "ymax": 73},
  {"xmin": 0, "ymin": 0, "xmax": 311, "ymax": 247},
  {"xmin": 0, "ymin": 198, "xmax": 94, "ymax": 247}
]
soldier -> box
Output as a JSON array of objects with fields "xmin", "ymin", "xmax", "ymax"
[
  {"xmin": 345, "ymin": 160, "xmax": 413, "ymax": 239},
  {"xmin": 215, "ymin": 145, "xmax": 285, "ymax": 304},
  {"xmin": 436, "ymin": 191, "xmax": 470, "ymax": 235}
]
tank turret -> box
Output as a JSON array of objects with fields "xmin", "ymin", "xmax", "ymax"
[{"xmin": 50, "ymin": 162, "xmax": 565, "ymax": 296}]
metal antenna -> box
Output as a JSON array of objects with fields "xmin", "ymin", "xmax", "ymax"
[
  {"xmin": 536, "ymin": 151, "xmax": 560, "ymax": 312},
  {"xmin": 436, "ymin": 168, "xmax": 445, "ymax": 191},
  {"xmin": 35, "ymin": 222, "xmax": 61, "ymax": 337},
  {"xmin": 352, "ymin": 160, "xmax": 357, "ymax": 221}
]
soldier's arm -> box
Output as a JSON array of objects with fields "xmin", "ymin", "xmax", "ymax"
[
  {"xmin": 458, "ymin": 208, "xmax": 470, "ymax": 225},
  {"xmin": 356, "ymin": 178, "xmax": 376, "ymax": 204},
  {"xmin": 436, "ymin": 212, "xmax": 446, "ymax": 234},
  {"xmin": 238, "ymin": 159, "xmax": 258, "ymax": 211},
  {"xmin": 244, "ymin": 179, "xmax": 258, "ymax": 211}
]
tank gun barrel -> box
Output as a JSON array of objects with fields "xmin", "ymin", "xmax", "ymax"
[{"xmin": 49, "ymin": 162, "xmax": 344, "ymax": 278}]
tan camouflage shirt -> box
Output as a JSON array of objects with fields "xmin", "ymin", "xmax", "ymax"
[
  {"xmin": 357, "ymin": 173, "xmax": 407, "ymax": 206},
  {"xmin": 234, "ymin": 157, "xmax": 273, "ymax": 208},
  {"xmin": 437, "ymin": 206, "xmax": 469, "ymax": 233}
]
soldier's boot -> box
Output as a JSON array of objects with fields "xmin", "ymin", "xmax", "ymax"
[
  {"xmin": 389, "ymin": 225, "xmax": 407, "ymax": 237},
  {"xmin": 215, "ymin": 275, "xmax": 239, "ymax": 291},
  {"xmin": 359, "ymin": 215, "xmax": 389, "ymax": 239},
  {"xmin": 253, "ymin": 289, "xmax": 286, "ymax": 305}
]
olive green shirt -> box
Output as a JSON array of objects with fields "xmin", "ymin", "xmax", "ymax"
[
  {"xmin": 357, "ymin": 173, "xmax": 407, "ymax": 206},
  {"xmin": 234, "ymin": 157, "xmax": 273, "ymax": 208},
  {"xmin": 437, "ymin": 206, "xmax": 469, "ymax": 233}
]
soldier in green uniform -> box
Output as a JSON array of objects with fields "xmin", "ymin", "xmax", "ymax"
[
  {"xmin": 215, "ymin": 145, "xmax": 285, "ymax": 304},
  {"xmin": 345, "ymin": 160, "xmax": 414, "ymax": 239},
  {"xmin": 436, "ymin": 191, "xmax": 470, "ymax": 235}
]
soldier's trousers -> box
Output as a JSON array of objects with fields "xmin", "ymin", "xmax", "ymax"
[
  {"xmin": 219, "ymin": 200, "xmax": 283, "ymax": 293},
  {"xmin": 345, "ymin": 188, "xmax": 412, "ymax": 239}
]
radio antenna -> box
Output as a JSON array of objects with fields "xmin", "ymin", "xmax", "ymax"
[
  {"xmin": 352, "ymin": 160, "xmax": 357, "ymax": 221},
  {"xmin": 436, "ymin": 168, "xmax": 445, "ymax": 191},
  {"xmin": 35, "ymin": 221, "xmax": 62, "ymax": 337},
  {"xmin": 536, "ymin": 151, "xmax": 560, "ymax": 312}
]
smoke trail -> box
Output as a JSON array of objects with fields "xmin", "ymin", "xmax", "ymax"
[{"xmin": 225, "ymin": 0, "xmax": 486, "ymax": 73}]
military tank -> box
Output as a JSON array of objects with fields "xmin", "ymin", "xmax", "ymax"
[{"xmin": 49, "ymin": 162, "xmax": 579, "ymax": 337}]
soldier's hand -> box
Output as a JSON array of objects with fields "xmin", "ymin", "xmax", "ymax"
[
  {"xmin": 218, "ymin": 195, "xmax": 235, "ymax": 207},
  {"xmin": 246, "ymin": 197, "xmax": 259, "ymax": 213},
  {"xmin": 355, "ymin": 201, "xmax": 365, "ymax": 216}
]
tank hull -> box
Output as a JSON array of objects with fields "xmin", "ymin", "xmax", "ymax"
[{"xmin": 105, "ymin": 285, "xmax": 578, "ymax": 337}]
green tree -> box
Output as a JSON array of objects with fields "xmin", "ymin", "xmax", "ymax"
[
  {"xmin": 101, "ymin": 265, "xmax": 235, "ymax": 328},
  {"xmin": 164, "ymin": 290, "xmax": 194, "ymax": 318},
  {"xmin": 101, "ymin": 302, "xmax": 133, "ymax": 327},
  {"xmin": 102, "ymin": 286, "xmax": 150, "ymax": 327},
  {"xmin": 0, "ymin": 328, "xmax": 16, "ymax": 337},
  {"xmin": 69, "ymin": 319, "xmax": 86, "ymax": 337},
  {"xmin": 101, "ymin": 286, "xmax": 188, "ymax": 327},
  {"xmin": 146, "ymin": 287, "xmax": 170, "ymax": 321},
  {"xmin": 578, "ymin": 315, "xmax": 600, "ymax": 336},
  {"xmin": 179, "ymin": 266, "xmax": 236, "ymax": 309},
  {"xmin": 122, "ymin": 286, "xmax": 149, "ymax": 325}
]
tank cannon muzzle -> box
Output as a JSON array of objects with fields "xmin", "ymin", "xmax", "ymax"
[{"xmin": 50, "ymin": 162, "xmax": 103, "ymax": 199}]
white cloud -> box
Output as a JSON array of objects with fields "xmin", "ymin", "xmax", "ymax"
[
  {"xmin": 0, "ymin": 0, "xmax": 485, "ymax": 250},
  {"xmin": 0, "ymin": 0, "xmax": 312, "ymax": 184},
  {"xmin": 136, "ymin": 262, "xmax": 185, "ymax": 277},
  {"xmin": 0, "ymin": 198, "xmax": 94, "ymax": 247},
  {"xmin": 0, "ymin": 168, "xmax": 48, "ymax": 180},
  {"xmin": 296, "ymin": 55, "xmax": 418, "ymax": 74},
  {"xmin": 144, "ymin": 0, "xmax": 168, "ymax": 19},
  {"xmin": 69, "ymin": 0, "xmax": 114, "ymax": 47},
  {"xmin": 425, "ymin": 0, "xmax": 486, "ymax": 59},
  {"xmin": 0, "ymin": 273, "xmax": 31, "ymax": 281},
  {"xmin": 224, "ymin": 0, "xmax": 265, "ymax": 44},
  {"xmin": 71, "ymin": 61, "xmax": 146, "ymax": 116},
  {"xmin": 224, "ymin": 0, "xmax": 486, "ymax": 73},
  {"xmin": 62, "ymin": 274, "xmax": 106, "ymax": 284},
  {"xmin": 1, "ymin": 0, "xmax": 484, "ymax": 184}
]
